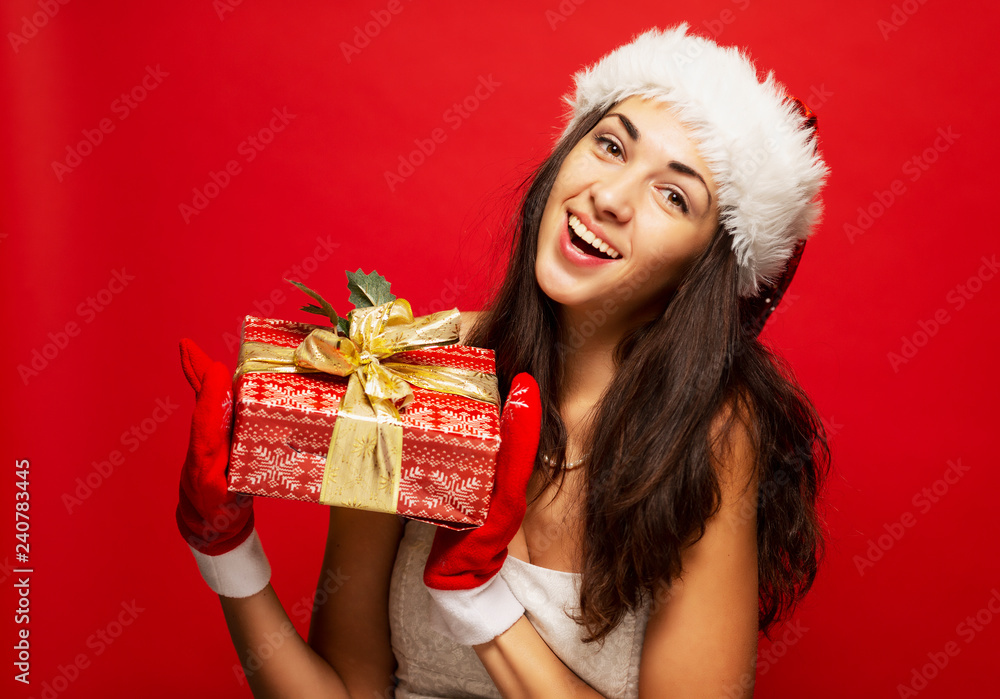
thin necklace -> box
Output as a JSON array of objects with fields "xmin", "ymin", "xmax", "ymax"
[{"xmin": 541, "ymin": 453, "xmax": 589, "ymax": 471}]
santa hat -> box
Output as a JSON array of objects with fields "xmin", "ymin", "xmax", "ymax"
[{"xmin": 561, "ymin": 23, "xmax": 828, "ymax": 300}]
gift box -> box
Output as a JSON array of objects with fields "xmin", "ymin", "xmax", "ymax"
[{"xmin": 227, "ymin": 306, "xmax": 501, "ymax": 529}]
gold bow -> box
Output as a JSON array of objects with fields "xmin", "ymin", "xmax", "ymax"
[{"xmin": 235, "ymin": 299, "xmax": 499, "ymax": 512}]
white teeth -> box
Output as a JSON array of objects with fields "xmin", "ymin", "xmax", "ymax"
[
  {"xmin": 576, "ymin": 218, "xmax": 596, "ymax": 244},
  {"xmin": 568, "ymin": 214, "xmax": 621, "ymax": 259}
]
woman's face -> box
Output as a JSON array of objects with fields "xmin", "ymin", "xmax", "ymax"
[{"xmin": 535, "ymin": 96, "xmax": 721, "ymax": 328}]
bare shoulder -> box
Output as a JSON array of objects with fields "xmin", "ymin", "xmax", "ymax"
[
  {"xmin": 459, "ymin": 310, "xmax": 483, "ymax": 345},
  {"xmin": 708, "ymin": 394, "xmax": 759, "ymax": 497}
]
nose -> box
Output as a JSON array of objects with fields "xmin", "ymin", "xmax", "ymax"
[{"xmin": 590, "ymin": 168, "xmax": 636, "ymax": 224}]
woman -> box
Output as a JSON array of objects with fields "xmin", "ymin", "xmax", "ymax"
[{"xmin": 176, "ymin": 24, "xmax": 829, "ymax": 698}]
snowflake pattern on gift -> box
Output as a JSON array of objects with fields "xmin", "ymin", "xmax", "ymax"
[
  {"xmin": 396, "ymin": 428, "xmax": 497, "ymax": 525},
  {"xmin": 229, "ymin": 441, "xmax": 325, "ymax": 501},
  {"xmin": 260, "ymin": 383, "xmax": 329, "ymax": 412},
  {"xmin": 244, "ymin": 373, "xmax": 344, "ymax": 413},
  {"xmin": 400, "ymin": 403, "xmax": 436, "ymax": 426},
  {"xmin": 422, "ymin": 470, "xmax": 484, "ymax": 510},
  {"xmin": 433, "ymin": 407, "xmax": 496, "ymax": 435},
  {"xmin": 407, "ymin": 389, "xmax": 498, "ymax": 440},
  {"xmin": 398, "ymin": 468, "xmax": 424, "ymax": 509}
]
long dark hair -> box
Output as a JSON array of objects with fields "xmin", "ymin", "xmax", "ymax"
[{"xmin": 468, "ymin": 105, "xmax": 830, "ymax": 643}]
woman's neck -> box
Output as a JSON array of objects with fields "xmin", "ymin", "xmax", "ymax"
[{"xmin": 556, "ymin": 306, "xmax": 623, "ymax": 436}]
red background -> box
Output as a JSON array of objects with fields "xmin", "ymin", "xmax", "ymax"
[{"xmin": 3, "ymin": 1, "xmax": 998, "ymax": 696}]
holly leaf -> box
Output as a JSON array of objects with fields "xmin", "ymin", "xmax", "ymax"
[
  {"xmin": 346, "ymin": 268, "xmax": 396, "ymax": 309},
  {"xmin": 286, "ymin": 279, "xmax": 342, "ymax": 330}
]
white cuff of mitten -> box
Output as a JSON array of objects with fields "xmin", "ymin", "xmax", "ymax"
[
  {"xmin": 188, "ymin": 529, "xmax": 271, "ymax": 598},
  {"xmin": 426, "ymin": 574, "xmax": 525, "ymax": 646}
]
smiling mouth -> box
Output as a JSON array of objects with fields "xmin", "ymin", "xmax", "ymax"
[{"xmin": 568, "ymin": 213, "xmax": 620, "ymax": 259}]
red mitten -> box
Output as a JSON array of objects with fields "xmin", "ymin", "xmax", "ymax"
[
  {"xmin": 176, "ymin": 338, "xmax": 270, "ymax": 597},
  {"xmin": 423, "ymin": 373, "xmax": 541, "ymax": 645}
]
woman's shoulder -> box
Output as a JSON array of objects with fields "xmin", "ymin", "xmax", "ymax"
[
  {"xmin": 710, "ymin": 392, "xmax": 756, "ymax": 439},
  {"xmin": 459, "ymin": 310, "xmax": 483, "ymax": 345},
  {"xmin": 708, "ymin": 393, "xmax": 758, "ymax": 489}
]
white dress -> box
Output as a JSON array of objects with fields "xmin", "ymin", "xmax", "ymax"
[{"xmin": 389, "ymin": 519, "xmax": 651, "ymax": 698}]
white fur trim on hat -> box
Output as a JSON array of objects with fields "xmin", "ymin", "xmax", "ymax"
[{"xmin": 561, "ymin": 24, "xmax": 829, "ymax": 297}]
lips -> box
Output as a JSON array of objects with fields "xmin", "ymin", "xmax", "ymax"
[{"xmin": 567, "ymin": 213, "xmax": 620, "ymax": 259}]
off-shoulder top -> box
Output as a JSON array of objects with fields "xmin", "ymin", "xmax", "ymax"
[{"xmin": 388, "ymin": 519, "xmax": 651, "ymax": 698}]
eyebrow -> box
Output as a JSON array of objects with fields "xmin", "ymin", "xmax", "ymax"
[
  {"xmin": 609, "ymin": 112, "xmax": 640, "ymax": 141},
  {"xmin": 604, "ymin": 111, "xmax": 713, "ymax": 209},
  {"xmin": 667, "ymin": 161, "xmax": 713, "ymax": 208}
]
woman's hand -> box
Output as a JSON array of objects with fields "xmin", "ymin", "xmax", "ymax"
[
  {"xmin": 176, "ymin": 338, "xmax": 269, "ymax": 598},
  {"xmin": 424, "ymin": 374, "xmax": 605, "ymax": 696},
  {"xmin": 422, "ymin": 373, "xmax": 541, "ymax": 645}
]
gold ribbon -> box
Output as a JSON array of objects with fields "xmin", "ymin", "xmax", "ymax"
[{"xmin": 235, "ymin": 299, "xmax": 499, "ymax": 512}]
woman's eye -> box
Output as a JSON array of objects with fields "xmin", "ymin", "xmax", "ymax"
[
  {"xmin": 595, "ymin": 135, "xmax": 623, "ymax": 159},
  {"xmin": 662, "ymin": 189, "xmax": 689, "ymax": 213}
]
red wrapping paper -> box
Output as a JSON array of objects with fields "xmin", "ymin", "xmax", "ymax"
[{"xmin": 227, "ymin": 315, "xmax": 501, "ymax": 528}]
